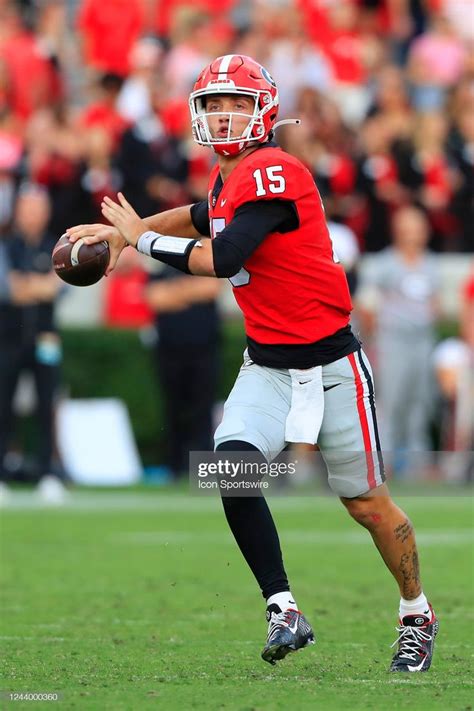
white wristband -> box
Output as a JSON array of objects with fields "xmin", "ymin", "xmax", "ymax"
[
  {"xmin": 137, "ymin": 231, "xmax": 161, "ymax": 256},
  {"xmin": 137, "ymin": 231, "xmax": 201, "ymax": 257}
]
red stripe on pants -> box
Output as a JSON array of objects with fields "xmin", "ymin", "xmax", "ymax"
[{"xmin": 348, "ymin": 352, "xmax": 376, "ymax": 489}]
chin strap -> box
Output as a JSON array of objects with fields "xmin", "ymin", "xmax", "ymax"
[{"xmin": 273, "ymin": 118, "xmax": 301, "ymax": 130}]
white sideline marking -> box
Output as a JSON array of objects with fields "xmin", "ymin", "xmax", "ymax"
[
  {"xmin": 345, "ymin": 679, "xmax": 474, "ymax": 686},
  {"xmin": 110, "ymin": 529, "xmax": 473, "ymax": 546},
  {"xmin": 1, "ymin": 635, "xmax": 470, "ymax": 650},
  {"xmin": 1, "ymin": 492, "xmax": 472, "ymax": 513},
  {"xmin": 0, "ymin": 636, "xmax": 66, "ymax": 642}
]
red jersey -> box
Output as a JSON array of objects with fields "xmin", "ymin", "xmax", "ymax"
[{"xmin": 208, "ymin": 147, "xmax": 353, "ymax": 345}]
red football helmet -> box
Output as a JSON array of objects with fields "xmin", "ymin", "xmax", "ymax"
[{"xmin": 189, "ymin": 54, "xmax": 279, "ymax": 157}]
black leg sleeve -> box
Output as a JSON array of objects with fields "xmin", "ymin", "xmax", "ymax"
[{"xmin": 216, "ymin": 440, "xmax": 290, "ymax": 599}]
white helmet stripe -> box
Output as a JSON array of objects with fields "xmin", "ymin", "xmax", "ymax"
[{"xmin": 217, "ymin": 54, "xmax": 234, "ymax": 80}]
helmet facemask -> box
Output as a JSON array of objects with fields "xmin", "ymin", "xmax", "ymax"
[{"xmin": 189, "ymin": 87, "xmax": 277, "ymax": 156}]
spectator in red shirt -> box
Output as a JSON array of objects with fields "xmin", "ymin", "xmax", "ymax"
[
  {"xmin": 25, "ymin": 105, "xmax": 83, "ymax": 237},
  {"xmin": 77, "ymin": 0, "xmax": 144, "ymax": 77},
  {"xmin": 0, "ymin": 6, "xmax": 62, "ymax": 122},
  {"xmin": 103, "ymin": 247, "xmax": 153, "ymax": 328},
  {"xmin": 297, "ymin": 0, "xmax": 337, "ymax": 49},
  {"xmin": 77, "ymin": 73, "xmax": 129, "ymax": 149},
  {"xmin": 321, "ymin": 2, "xmax": 376, "ymax": 126}
]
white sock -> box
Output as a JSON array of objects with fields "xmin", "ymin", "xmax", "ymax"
[
  {"xmin": 267, "ymin": 591, "xmax": 298, "ymax": 611},
  {"xmin": 399, "ymin": 592, "xmax": 431, "ymax": 620}
]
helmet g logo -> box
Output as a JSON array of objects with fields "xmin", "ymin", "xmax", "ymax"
[{"xmin": 261, "ymin": 66, "xmax": 276, "ymax": 86}]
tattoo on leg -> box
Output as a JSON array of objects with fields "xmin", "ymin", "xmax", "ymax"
[
  {"xmin": 399, "ymin": 546, "xmax": 421, "ymax": 598},
  {"xmin": 394, "ymin": 519, "xmax": 413, "ymax": 543},
  {"xmin": 412, "ymin": 548, "xmax": 420, "ymax": 585}
]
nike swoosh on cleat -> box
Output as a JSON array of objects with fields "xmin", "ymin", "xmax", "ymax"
[
  {"xmin": 288, "ymin": 620, "xmax": 298, "ymax": 634},
  {"xmin": 407, "ymin": 658, "xmax": 428, "ymax": 672},
  {"xmin": 323, "ymin": 383, "xmax": 340, "ymax": 392}
]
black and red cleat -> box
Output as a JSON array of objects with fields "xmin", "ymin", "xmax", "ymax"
[{"xmin": 390, "ymin": 604, "xmax": 439, "ymax": 672}]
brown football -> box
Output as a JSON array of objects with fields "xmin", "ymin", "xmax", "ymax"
[{"xmin": 52, "ymin": 234, "xmax": 110, "ymax": 286}]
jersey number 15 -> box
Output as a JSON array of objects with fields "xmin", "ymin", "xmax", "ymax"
[{"xmin": 252, "ymin": 166, "xmax": 286, "ymax": 196}]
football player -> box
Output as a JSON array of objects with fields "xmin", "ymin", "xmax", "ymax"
[{"xmin": 66, "ymin": 55, "xmax": 438, "ymax": 671}]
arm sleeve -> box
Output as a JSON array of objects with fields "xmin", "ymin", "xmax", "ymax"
[
  {"xmin": 190, "ymin": 200, "xmax": 211, "ymax": 236},
  {"xmin": 212, "ymin": 199, "xmax": 298, "ymax": 278}
]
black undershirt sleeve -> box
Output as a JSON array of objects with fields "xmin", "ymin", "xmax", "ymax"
[
  {"xmin": 212, "ymin": 199, "xmax": 299, "ymax": 278},
  {"xmin": 190, "ymin": 200, "xmax": 211, "ymax": 236}
]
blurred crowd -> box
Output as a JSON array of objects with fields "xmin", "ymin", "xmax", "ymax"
[
  {"xmin": 0, "ymin": 0, "xmax": 472, "ymax": 494},
  {"xmin": 0, "ymin": 0, "xmax": 473, "ymax": 252}
]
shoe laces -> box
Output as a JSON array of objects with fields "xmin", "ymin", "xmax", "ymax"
[
  {"xmin": 391, "ymin": 623, "xmax": 432, "ymax": 661},
  {"xmin": 267, "ymin": 609, "xmax": 297, "ymax": 632}
]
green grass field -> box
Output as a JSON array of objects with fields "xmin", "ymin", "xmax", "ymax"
[{"xmin": 1, "ymin": 488, "xmax": 473, "ymax": 710}]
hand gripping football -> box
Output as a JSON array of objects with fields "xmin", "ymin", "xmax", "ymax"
[{"xmin": 52, "ymin": 234, "xmax": 110, "ymax": 286}]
